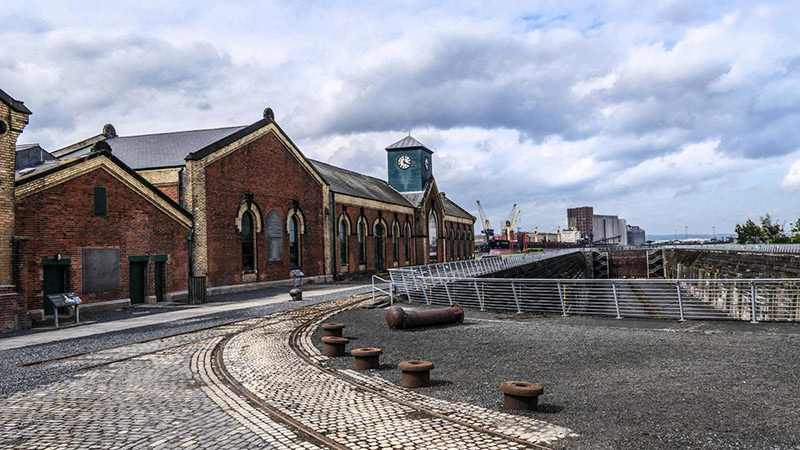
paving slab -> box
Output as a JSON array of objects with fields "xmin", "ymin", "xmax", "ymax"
[{"xmin": 0, "ymin": 283, "xmax": 369, "ymax": 351}]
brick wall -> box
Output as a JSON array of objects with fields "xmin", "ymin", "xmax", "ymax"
[
  {"xmin": 14, "ymin": 166, "xmax": 189, "ymax": 312},
  {"xmin": 664, "ymin": 249, "xmax": 800, "ymax": 279},
  {"xmin": 607, "ymin": 251, "xmax": 648, "ymax": 278},
  {"xmin": 335, "ymin": 205, "xmax": 414, "ymax": 275},
  {"xmin": 1, "ymin": 101, "xmax": 29, "ymax": 285},
  {"xmin": 202, "ymin": 132, "xmax": 325, "ymax": 287},
  {"xmin": 156, "ymin": 184, "xmax": 179, "ymax": 203}
]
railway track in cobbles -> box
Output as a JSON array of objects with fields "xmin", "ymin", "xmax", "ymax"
[
  {"xmin": 2, "ymin": 295, "xmax": 574, "ymax": 449},
  {"xmin": 209, "ymin": 294, "xmax": 576, "ymax": 449}
]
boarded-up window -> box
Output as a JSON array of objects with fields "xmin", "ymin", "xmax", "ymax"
[
  {"xmin": 94, "ymin": 186, "xmax": 107, "ymax": 216},
  {"xmin": 266, "ymin": 211, "xmax": 282, "ymax": 262},
  {"xmin": 82, "ymin": 248, "xmax": 119, "ymax": 292}
]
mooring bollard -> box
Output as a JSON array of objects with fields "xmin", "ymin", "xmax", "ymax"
[
  {"xmin": 386, "ymin": 304, "xmax": 464, "ymax": 329},
  {"xmin": 321, "ymin": 322, "xmax": 345, "ymax": 337},
  {"xmin": 321, "ymin": 336, "xmax": 349, "ymax": 356},
  {"xmin": 351, "ymin": 347, "xmax": 382, "ymax": 370},
  {"xmin": 289, "ymin": 288, "xmax": 302, "ymax": 301},
  {"xmin": 398, "ymin": 360, "xmax": 434, "ymax": 388},
  {"xmin": 499, "ymin": 381, "xmax": 544, "ymax": 410}
]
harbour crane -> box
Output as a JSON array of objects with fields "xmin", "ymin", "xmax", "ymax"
[
  {"xmin": 476, "ymin": 201, "xmax": 494, "ymax": 244},
  {"xmin": 504, "ymin": 204, "xmax": 520, "ymax": 241}
]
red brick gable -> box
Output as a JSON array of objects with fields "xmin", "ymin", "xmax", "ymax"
[{"xmin": 202, "ymin": 130, "xmax": 326, "ymax": 287}]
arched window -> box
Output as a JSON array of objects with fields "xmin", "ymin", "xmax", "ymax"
[
  {"xmin": 289, "ymin": 215, "xmax": 300, "ymax": 268},
  {"xmin": 338, "ymin": 215, "xmax": 350, "ymax": 266},
  {"xmin": 428, "ymin": 211, "xmax": 438, "ymax": 262},
  {"xmin": 241, "ymin": 211, "xmax": 256, "ymax": 271},
  {"xmin": 404, "ymin": 223, "xmax": 412, "ymax": 263},
  {"xmin": 266, "ymin": 211, "xmax": 282, "ymax": 262},
  {"xmin": 449, "ymin": 227, "xmax": 454, "ymax": 260},
  {"xmin": 392, "ymin": 222, "xmax": 400, "ymax": 263},
  {"xmin": 358, "ymin": 218, "xmax": 367, "ymax": 265},
  {"xmin": 374, "ymin": 221, "xmax": 386, "ymax": 272}
]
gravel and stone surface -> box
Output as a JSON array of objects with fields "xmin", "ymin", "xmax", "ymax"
[{"xmin": 319, "ymin": 302, "xmax": 800, "ymax": 449}]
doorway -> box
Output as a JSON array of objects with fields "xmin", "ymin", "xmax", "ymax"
[
  {"xmin": 154, "ymin": 260, "xmax": 166, "ymax": 302},
  {"xmin": 129, "ymin": 260, "xmax": 147, "ymax": 304},
  {"xmin": 42, "ymin": 263, "xmax": 68, "ymax": 315}
]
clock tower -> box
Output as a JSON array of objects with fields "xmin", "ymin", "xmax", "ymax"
[{"xmin": 386, "ymin": 135, "xmax": 433, "ymax": 192}]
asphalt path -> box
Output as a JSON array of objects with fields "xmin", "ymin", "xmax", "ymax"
[{"xmin": 320, "ymin": 303, "xmax": 800, "ymax": 449}]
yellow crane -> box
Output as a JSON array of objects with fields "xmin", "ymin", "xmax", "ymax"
[{"xmin": 504, "ymin": 204, "xmax": 521, "ymax": 241}]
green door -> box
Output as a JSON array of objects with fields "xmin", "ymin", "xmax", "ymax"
[
  {"xmin": 129, "ymin": 261, "xmax": 146, "ymax": 304},
  {"xmin": 42, "ymin": 265, "xmax": 67, "ymax": 315},
  {"xmin": 154, "ymin": 261, "xmax": 165, "ymax": 302}
]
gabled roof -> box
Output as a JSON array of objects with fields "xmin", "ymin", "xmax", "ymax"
[
  {"xmin": 15, "ymin": 149, "xmax": 192, "ymax": 224},
  {"xmin": 386, "ymin": 135, "xmax": 432, "ymax": 152},
  {"xmin": 0, "ymin": 88, "xmax": 32, "ymax": 115},
  {"xmin": 442, "ymin": 196, "xmax": 475, "ymax": 220},
  {"xmin": 310, "ymin": 160, "xmax": 414, "ymax": 207},
  {"xmin": 56, "ymin": 125, "xmax": 247, "ymax": 170}
]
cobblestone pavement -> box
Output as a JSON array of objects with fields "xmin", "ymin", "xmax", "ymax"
[
  {"xmin": 222, "ymin": 297, "xmax": 575, "ymax": 449},
  {"xmin": 0, "ymin": 294, "xmax": 574, "ymax": 449}
]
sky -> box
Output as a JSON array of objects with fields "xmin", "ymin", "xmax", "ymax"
[{"xmin": 2, "ymin": 1, "xmax": 799, "ymax": 235}]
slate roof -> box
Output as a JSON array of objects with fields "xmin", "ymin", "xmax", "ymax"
[
  {"xmin": 310, "ymin": 160, "xmax": 414, "ymax": 208},
  {"xmin": 386, "ymin": 135, "xmax": 431, "ymax": 152},
  {"xmin": 401, "ymin": 191, "xmax": 426, "ymax": 207},
  {"xmin": 16, "ymin": 143, "xmax": 39, "ymax": 152},
  {"xmin": 57, "ymin": 125, "xmax": 247, "ymax": 170},
  {"xmin": 0, "ymin": 88, "xmax": 32, "ymax": 115},
  {"xmin": 15, "ymin": 150, "xmax": 191, "ymax": 220},
  {"xmin": 442, "ymin": 196, "xmax": 475, "ymax": 220}
]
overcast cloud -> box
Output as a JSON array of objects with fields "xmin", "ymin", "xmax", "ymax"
[{"xmin": 2, "ymin": 1, "xmax": 799, "ymax": 235}]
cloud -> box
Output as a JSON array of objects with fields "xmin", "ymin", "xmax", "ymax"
[
  {"xmin": 3, "ymin": 0, "xmax": 800, "ymax": 234},
  {"xmin": 781, "ymin": 160, "xmax": 800, "ymax": 190}
]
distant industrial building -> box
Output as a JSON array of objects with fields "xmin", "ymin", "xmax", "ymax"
[
  {"xmin": 593, "ymin": 214, "xmax": 627, "ymax": 245},
  {"xmin": 567, "ymin": 206, "xmax": 593, "ymax": 239},
  {"xmin": 627, "ymin": 225, "xmax": 646, "ymax": 246},
  {"xmin": 567, "ymin": 206, "xmax": 644, "ymax": 246}
]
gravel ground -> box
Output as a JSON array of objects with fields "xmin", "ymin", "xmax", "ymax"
[
  {"xmin": 318, "ymin": 302, "xmax": 800, "ymax": 449},
  {"xmin": 0, "ymin": 283, "xmax": 371, "ymax": 398}
]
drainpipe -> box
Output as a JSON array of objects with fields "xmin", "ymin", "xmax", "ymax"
[{"xmin": 187, "ymin": 228, "xmax": 195, "ymax": 278}]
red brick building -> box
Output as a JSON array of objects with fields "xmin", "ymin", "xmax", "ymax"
[
  {"xmin": 2, "ymin": 93, "xmax": 474, "ymax": 330},
  {"xmin": 14, "ymin": 151, "xmax": 192, "ymax": 321}
]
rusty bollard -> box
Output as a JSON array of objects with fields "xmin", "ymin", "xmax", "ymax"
[
  {"xmin": 321, "ymin": 322, "xmax": 345, "ymax": 337},
  {"xmin": 499, "ymin": 381, "xmax": 544, "ymax": 410},
  {"xmin": 321, "ymin": 336, "xmax": 349, "ymax": 356},
  {"xmin": 289, "ymin": 288, "xmax": 302, "ymax": 301},
  {"xmin": 398, "ymin": 360, "xmax": 434, "ymax": 388},
  {"xmin": 351, "ymin": 347, "xmax": 382, "ymax": 371},
  {"xmin": 386, "ymin": 304, "xmax": 464, "ymax": 329}
]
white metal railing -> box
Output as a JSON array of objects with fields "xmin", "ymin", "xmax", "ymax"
[
  {"xmin": 371, "ymin": 275, "xmax": 393, "ymax": 305},
  {"xmin": 659, "ymin": 243, "xmax": 800, "ymax": 254},
  {"xmin": 399, "ymin": 276, "xmax": 800, "ymax": 322},
  {"xmin": 388, "ymin": 261, "xmax": 800, "ymax": 322}
]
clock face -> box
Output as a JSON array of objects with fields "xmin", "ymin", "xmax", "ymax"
[
  {"xmin": 424, "ymin": 157, "xmax": 429, "ymax": 170},
  {"xmin": 397, "ymin": 155, "xmax": 412, "ymax": 170}
]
